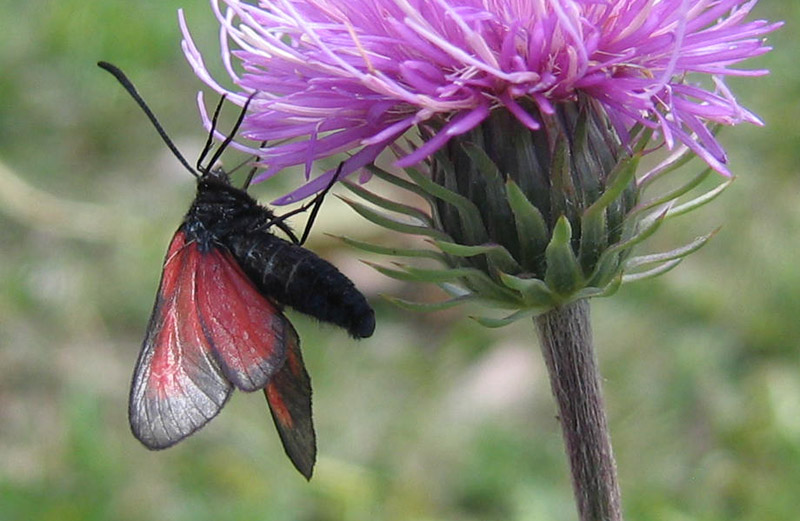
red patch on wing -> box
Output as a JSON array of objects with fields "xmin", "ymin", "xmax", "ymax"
[{"xmin": 195, "ymin": 247, "xmax": 289, "ymax": 391}]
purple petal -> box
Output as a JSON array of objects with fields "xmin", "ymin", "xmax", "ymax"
[{"xmin": 180, "ymin": 0, "xmax": 778, "ymax": 190}]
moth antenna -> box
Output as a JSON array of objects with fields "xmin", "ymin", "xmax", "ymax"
[
  {"xmin": 196, "ymin": 95, "xmax": 227, "ymax": 174},
  {"xmin": 97, "ymin": 61, "xmax": 198, "ymax": 178},
  {"xmin": 200, "ymin": 93, "xmax": 257, "ymax": 175}
]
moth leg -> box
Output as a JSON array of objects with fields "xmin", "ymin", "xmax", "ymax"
[
  {"xmin": 264, "ymin": 162, "xmax": 344, "ymax": 245},
  {"xmin": 240, "ymin": 140, "xmax": 268, "ymax": 190}
]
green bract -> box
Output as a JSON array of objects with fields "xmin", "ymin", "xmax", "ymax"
[{"xmin": 340, "ymin": 98, "xmax": 728, "ymax": 327}]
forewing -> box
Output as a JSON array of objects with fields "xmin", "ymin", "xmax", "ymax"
[
  {"xmin": 195, "ymin": 247, "xmax": 289, "ymax": 392},
  {"xmin": 130, "ymin": 231, "xmax": 233, "ymax": 450},
  {"xmin": 265, "ymin": 322, "xmax": 316, "ymax": 479}
]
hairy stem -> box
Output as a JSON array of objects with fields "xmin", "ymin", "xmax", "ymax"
[{"xmin": 534, "ymin": 300, "xmax": 622, "ymax": 521}]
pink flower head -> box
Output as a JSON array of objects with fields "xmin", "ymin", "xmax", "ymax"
[{"xmin": 180, "ymin": 0, "xmax": 779, "ymax": 203}]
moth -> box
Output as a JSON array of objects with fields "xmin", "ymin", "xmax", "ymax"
[{"xmin": 99, "ymin": 62, "xmax": 374, "ymax": 479}]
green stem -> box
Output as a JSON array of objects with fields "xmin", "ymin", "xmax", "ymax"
[{"xmin": 534, "ymin": 300, "xmax": 622, "ymax": 521}]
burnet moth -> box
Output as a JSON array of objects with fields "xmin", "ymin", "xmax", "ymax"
[{"xmin": 98, "ymin": 62, "xmax": 375, "ymax": 479}]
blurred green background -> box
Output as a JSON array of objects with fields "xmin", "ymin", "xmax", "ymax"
[{"xmin": 0, "ymin": 1, "xmax": 796, "ymax": 520}]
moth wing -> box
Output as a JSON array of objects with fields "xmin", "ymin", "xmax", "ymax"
[
  {"xmin": 264, "ymin": 322, "xmax": 317, "ymax": 480},
  {"xmin": 130, "ymin": 231, "xmax": 233, "ymax": 450},
  {"xmin": 194, "ymin": 247, "xmax": 289, "ymax": 392}
]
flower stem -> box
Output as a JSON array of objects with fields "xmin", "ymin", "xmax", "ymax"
[{"xmin": 534, "ymin": 300, "xmax": 622, "ymax": 521}]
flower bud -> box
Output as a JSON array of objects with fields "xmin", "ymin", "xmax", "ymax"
[{"xmin": 341, "ymin": 101, "xmax": 723, "ymax": 325}]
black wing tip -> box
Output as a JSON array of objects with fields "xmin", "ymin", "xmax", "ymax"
[
  {"xmin": 284, "ymin": 435, "xmax": 317, "ymax": 480},
  {"xmin": 269, "ymin": 409, "xmax": 318, "ymax": 480},
  {"xmin": 295, "ymin": 451, "xmax": 317, "ymax": 481}
]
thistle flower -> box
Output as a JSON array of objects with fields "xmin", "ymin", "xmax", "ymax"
[{"xmin": 181, "ymin": 1, "xmax": 779, "ymax": 520}]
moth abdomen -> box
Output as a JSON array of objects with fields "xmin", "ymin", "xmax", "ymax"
[{"xmin": 227, "ymin": 231, "xmax": 375, "ymax": 339}]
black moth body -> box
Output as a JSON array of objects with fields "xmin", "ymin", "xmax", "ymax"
[
  {"xmin": 129, "ymin": 166, "xmax": 374, "ymax": 479},
  {"xmin": 186, "ymin": 169, "xmax": 376, "ymax": 339}
]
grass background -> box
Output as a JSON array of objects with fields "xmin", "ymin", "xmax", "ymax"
[{"xmin": 0, "ymin": 1, "xmax": 796, "ymax": 520}]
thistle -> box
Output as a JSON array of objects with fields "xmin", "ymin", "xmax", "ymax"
[{"xmin": 181, "ymin": 1, "xmax": 779, "ymax": 519}]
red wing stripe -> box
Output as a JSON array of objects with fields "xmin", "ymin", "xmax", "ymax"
[
  {"xmin": 129, "ymin": 232, "xmax": 233, "ymax": 450},
  {"xmin": 195, "ymin": 247, "xmax": 289, "ymax": 392}
]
